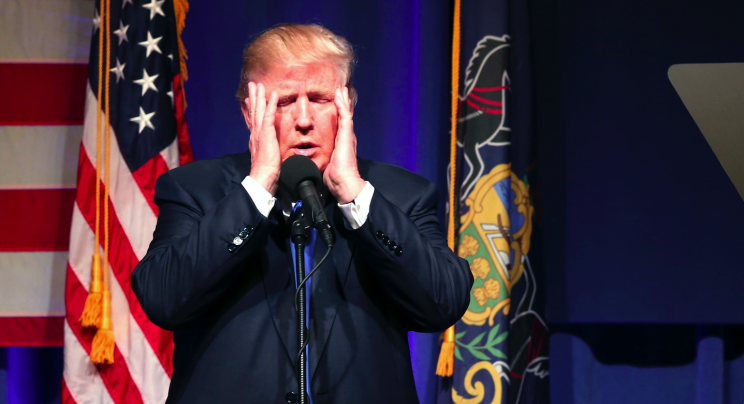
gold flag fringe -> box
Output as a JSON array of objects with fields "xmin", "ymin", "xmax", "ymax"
[{"xmin": 90, "ymin": 290, "xmax": 115, "ymax": 364}]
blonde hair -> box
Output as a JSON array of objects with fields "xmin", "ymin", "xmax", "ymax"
[{"xmin": 236, "ymin": 24, "xmax": 357, "ymax": 105}]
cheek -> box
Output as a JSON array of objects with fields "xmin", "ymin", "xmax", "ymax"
[
  {"xmin": 328, "ymin": 114, "xmax": 338, "ymax": 145},
  {"xmin": 275, "ymin": 113, "xmax": 293, "ymax": 158},
  {"xmin": 315, "ymin": 111, "xmax": 337, "ymax": 172},
  {"xmin": 320, "ymin": 113, "xmax": 337, "ymax": 152}
]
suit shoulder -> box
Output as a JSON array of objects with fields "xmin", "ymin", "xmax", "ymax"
[
  {"xmin": 157, "ymin": 153, "xmax": 247, "ymax": 204},
  {"xmin": 163, "ymin": 154, "xmax": 236, "ymax": 183},
  {"xmin": 360, "ymin": 158, "xmax": 435, "ymax": 196}
]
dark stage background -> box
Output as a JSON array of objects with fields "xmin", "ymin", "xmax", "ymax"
[
  {"xmin": 3, "ymin": 0, "xmax": 744, "ymax": 403},
  {"xmin": 531, "ymin": 0, "xmax": 744, "ymax": 402}
]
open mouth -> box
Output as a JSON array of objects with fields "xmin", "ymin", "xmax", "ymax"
[{"xmin": 292, "ymin": 142, "xmax": 319, "ymax": 156}]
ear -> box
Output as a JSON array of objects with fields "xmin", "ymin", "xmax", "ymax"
[{"xmin": 241, "ymin": 98, "xmax": 252, "ymax": 131}]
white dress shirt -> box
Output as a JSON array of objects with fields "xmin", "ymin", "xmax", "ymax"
[{"xmin": 241, "ymin": 175, "xmax": 374, "ymax": 227}]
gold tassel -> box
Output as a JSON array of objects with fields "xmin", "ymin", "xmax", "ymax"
[
  {"xmin": 437, "ymin": 0, "xmax": 461, "ymax": 380},
  {"xmin": 90, "ymin": 290, "xmax": 115, "ymax": 364},
  {"xmin": 80, "ymin": 253, "xmax": 103, "ymax": 327},
  {"xmin": 436, "ymin": 326, "xmax": 456, "ymax": 377}
]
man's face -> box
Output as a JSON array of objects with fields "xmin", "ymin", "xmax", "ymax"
[{"xmin": 256, "ymin": 61, "xmax": 341, "ymax": 173}]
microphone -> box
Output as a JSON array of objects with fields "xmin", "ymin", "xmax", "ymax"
[{"xmin": 279, "ymin": 155, "xmax": 335, "ymax": 248}]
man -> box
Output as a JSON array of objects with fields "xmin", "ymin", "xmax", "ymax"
[{"xmin": 132, "ymin": 24, "xmax": 473, "ymax": 404}]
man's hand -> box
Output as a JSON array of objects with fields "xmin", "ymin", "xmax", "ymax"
[
  {"xmin": 245, "ymin": 82, "xmax": 280, "ymax": 195},
  {"xmin": 324, "ymin": 87, "xmax": 366, "ymax": 204}
]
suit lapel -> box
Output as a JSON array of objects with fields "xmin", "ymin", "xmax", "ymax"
[
  {"xmin": 309, "ymin": 203, "xmax": 355, "ymax": 380},
  {"xmin": 230, "ymin": 152, "xmax": 299, "ymax": 364},
  {"xmin": 231, "ymin": 151, "xmax": 360, "ymax": 377},
  {"xmin": 261, "ymin": 208, "xmax": 298, "ymax": 365},
  {"xmin": 306, "ymin": 160, "xmax": 369, "ymax": 378}
]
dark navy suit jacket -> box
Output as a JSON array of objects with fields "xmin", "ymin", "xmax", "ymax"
[{"xmin": 131, "ymin": 152, "xmax": 473, "ymax": 404}]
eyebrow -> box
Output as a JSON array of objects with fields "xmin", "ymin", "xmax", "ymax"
[
  {"xmin": 306, "ymin": 88, "xmax": 335, "ymax": 97},
  {"xmin": 276, "ymin": 88, "xmax": 335, "ymax": 98},
  {"xmin": 275, "ymin": 90, "xmax": 335, "ymax": 104}
]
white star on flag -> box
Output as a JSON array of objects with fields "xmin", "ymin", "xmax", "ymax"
[
  {"xmin": 130, "ymin": 107, "xmax": 156, "ymax": 133},
  {"xmin": 110, "ymin": 58, "xmax": 126, "ymax": 83},
  {"xmin": 138, "ymin": 31, "xmax": 163, "ymax": 57},
  {"xmin": 133, "ymin": 69, "xmax": 159, "ymax": 96},
  {"xmin": 93, "ymin": 9, "xmax": 100, "ymax": 33},
  {"xmin": 122, "ymin": 0, "xmax": 133, "ymax": 9},
  {"xmin": 142, "ymin": 0, "xmax": 166, "ymax": 20},
  {"xmin": 113, "ymin": 21, "xmax": 129, "ymax": 45},
  {"xmin": 167, "ymin": 83, "xmax": 174, "ymax": 107}
]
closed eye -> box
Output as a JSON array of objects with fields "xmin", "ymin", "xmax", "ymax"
[
  {"xmin": 310, "ymin": 97, "xmax": 332, "ymax": 104},
  {"xmin": 277, "ymin": 96, "xmax": 296, "ymax": 107}
]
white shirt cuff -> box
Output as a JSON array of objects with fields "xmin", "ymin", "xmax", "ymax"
[
  {"xmin": 241, "ymin": 176, "xmax": 276, "ymax": 218},
  {"xmin": 338, "ymin": 182, "xmax": 374, "ymax": 229}
]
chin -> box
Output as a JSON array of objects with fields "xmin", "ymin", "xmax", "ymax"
[
  {"xmin": 281, "ymin": 151, "xmax": 329, "ymax": 173},
  {"xmin": 312, "ymin": 158, "xmax": 329, "ymax": 174},
  {"xmin": 306, "ymin": 154, "xmax": 328, "ymax": 172}
]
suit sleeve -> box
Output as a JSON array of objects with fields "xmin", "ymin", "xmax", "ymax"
[
  {"xmin": 348, "ymin": 183, "xmax": 474, "ymax": 333},
  {"xmin": 131, "ymin": 172, "xmax": 277, "ymax": 330}
]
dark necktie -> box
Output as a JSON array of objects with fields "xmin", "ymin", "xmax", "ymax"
[{"xmin": 289, "ymin": 201, "xmax": 315, "ymax": 403}]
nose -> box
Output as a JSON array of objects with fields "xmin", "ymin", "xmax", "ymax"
[{"xmin": 295, "ymin": 96, "xmax": 312, "ymax": 132}]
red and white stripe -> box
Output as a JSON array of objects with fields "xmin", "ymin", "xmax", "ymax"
[{"xmin": 0, "ymin": 0, "xmax": 91, "ymax": 346}]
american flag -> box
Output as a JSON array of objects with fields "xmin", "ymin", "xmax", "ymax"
[
  {"xmin": 62, "ymin": 0, "xmax": 193, "ymax": 402},
  {"xmin": 0, "ymin": 1, "xmax": 90, "ymax": 348}
]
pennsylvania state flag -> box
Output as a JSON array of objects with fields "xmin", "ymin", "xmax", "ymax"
[{"xmin": 438, "ymin": 0, "xmax": 549, "ymax": 403}]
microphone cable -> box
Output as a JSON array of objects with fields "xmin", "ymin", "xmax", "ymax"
[{"xmin": 293, "ymin": 244, "xmax": 334, "ymax": 386}]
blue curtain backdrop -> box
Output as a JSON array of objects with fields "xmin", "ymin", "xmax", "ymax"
[
  {"xmin": 0, "ymin": 348, "xmax": 63, "ymax": 404},
  {"xmin": 4, "ymin": 0, "xmax": 744, "ymax": 403},
  {"xmin": 531, "ymin": 0, "xmax": 744, "ymax": 402}
]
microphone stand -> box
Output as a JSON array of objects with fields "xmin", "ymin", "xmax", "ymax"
[{"xmin": 290, "ymin": 210, "xmax": 312, "ymax": 404}]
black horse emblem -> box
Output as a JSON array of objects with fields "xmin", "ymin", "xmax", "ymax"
[{"xmin": 457, "ymin": 35, "xmax": 511, "ymax": 199}]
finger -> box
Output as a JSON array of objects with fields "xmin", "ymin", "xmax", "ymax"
[
  {"xmin": 334, "ymin": 88, "xmax": 350, "ymax": 119},
  {"xmin": 245, "ymin": 97, "xmax": 258, "ymax": 153},
  {"xmin": 248, "ymin": 82, "xmax": 257, "ymax": 120},
  {"xmin": 256, "ymin": 83, "xmax": 266, "ymax": 134},
  {"xmin": 249, "ymin": 82, "xmax": 259, "ymax": 132},
  {"xmin": 245, "ymin": 98, "xmax": 252, "ymax": 137}
]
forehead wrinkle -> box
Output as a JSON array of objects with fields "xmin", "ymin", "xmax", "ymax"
[
  {"xmin": 271, "ymin": 80, "xmax": 338, "ymax": 98},
  {"xmin": 261, "ymin": 62, "xmax": 340, "ymax": 99},
  {"xmin": 305, "ymin": 84, "xmax": 336, "ymax": 96}
]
